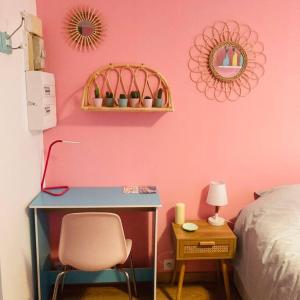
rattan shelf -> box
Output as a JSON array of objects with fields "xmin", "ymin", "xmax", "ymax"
[
  {"xmin": 82, "ymin": 106, "xmax": 174, "ymax": 112},
  {"xmin": 81, "ymin": 63, "xmax": 173, "ymax": 112}
]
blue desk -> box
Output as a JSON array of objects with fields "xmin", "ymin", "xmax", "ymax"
[{"xmin": 29, "ymin": 187, "xmax": 161, "ymax": 300}]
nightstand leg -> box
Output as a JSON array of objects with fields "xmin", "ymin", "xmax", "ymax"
[
  {"xmin": 216, "ymin": 260, "xmax": 221, "ymax": 284},
  {"xmin": 215, "ymin": 260, "xmax": 222, "ymax": 299},
  {"xmin": 176, "ymin": 261, "xmax": 185, "ymax": 300},
  {"xmin": 171, "ymin": 260, "xmax": 178, "ymax": 285},
  {"xmin": 221, "ymin": 259, "xmax": 231, "ymax": 300}
]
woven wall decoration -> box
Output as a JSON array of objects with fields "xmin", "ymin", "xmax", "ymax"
[
  {"xmin": 81, "ymin": 64, "xmax": 173, "ymax": 111},
  {"xmin": 65, "ymin": 6, "xmax": 104, "ymax": 51},
  {"xmin": 188, "ymin": 21, "xmax": 266, "ymax": 102}
]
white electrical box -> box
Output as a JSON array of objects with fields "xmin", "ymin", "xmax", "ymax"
[{"xmin": 26, "ymin": 71, "xmax": 57, "ymax": 131}]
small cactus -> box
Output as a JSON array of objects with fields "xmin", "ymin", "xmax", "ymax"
[
  {"xmin": 94, "ymin": 86, "xmax": 100, "ymax": 98},
  {"xmin": 144, "ymin": 96, "xmax": 151, "ymax": 99},
  {"xmin": 130, "ymin": 91, "xmax": 139, "ymax": 98},
  {"xmin": 105, "ymin": 91, "xmax": 113, "ymax": 98},
  {"xmin": 119, "ymin": 93, "xmax": 127, "ymax": 99},
  {"xmin": 157, "ymin": 88, "xmax": 163, "ymax": 99}
]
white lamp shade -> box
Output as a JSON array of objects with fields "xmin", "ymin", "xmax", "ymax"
[{"xmin": 206, "ymin": 181, "xmax": 228, "ymax": 207}]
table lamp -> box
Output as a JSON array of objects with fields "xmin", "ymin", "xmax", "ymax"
[
  {"xmin": 41, "ymin": 139, "xmax": 80, "ymax": 196},
  {"xmin": 206, "ymin": 181, "xmax": 228, "ymax": 226}
]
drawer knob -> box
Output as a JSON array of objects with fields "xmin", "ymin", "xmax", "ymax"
[{"xmin": 199, "ymin": 241, "xmax": 216, "ymax": 246}]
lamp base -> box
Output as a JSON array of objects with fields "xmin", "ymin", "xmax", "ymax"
[{"xmin": 208, "ymin": 215, "xmax": 225, "ymax": 226}]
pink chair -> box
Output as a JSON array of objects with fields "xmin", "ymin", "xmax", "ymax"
[{"xmin": 52, "ymin": 212, "xmax": 137, "ymax": 300}]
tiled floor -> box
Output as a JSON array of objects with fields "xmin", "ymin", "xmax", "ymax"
[{"xmin": 61, "ymin": 282, "xmax": 241, "ymax": 300}]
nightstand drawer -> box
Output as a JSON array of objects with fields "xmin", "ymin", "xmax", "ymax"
[{"xmin": 179, "ymin": 239, "xmax": 235, "ymax": 259}]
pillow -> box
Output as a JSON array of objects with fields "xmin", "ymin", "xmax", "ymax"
[{"xmin": 254, "ymin": 184, "xmax": 299, "ymax": 199}]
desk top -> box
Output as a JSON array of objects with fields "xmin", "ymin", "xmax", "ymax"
[
  {"xmin": 29, "ymin": 187, "xmax": 161, "ymax": 209},
  {"xmin": 172, "ymin": 220, "xmax": 236, "ymax": 240}
]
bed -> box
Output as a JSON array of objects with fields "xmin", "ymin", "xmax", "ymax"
[{"xmin": 233, "ymin": 185, "xmax": 300, "ymax": 300}]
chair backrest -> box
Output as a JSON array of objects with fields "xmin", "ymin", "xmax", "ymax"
[{"xmin": 58, "ymin": 212, "xmax": 128, "ymax": 271}]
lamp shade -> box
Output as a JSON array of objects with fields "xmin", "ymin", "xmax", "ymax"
[{"xmin": 206, "ymin": 181, "xmax": 228, "ymax": 207}]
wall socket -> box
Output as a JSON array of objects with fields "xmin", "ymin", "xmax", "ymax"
[{"xmin": 163, "ymin": 258, "xmax": 175, "ymax": 271}]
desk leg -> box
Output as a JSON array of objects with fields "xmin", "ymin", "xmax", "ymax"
[
  {"xmin": 221, "ymin": 259, "xmax": 231, "ymax": 300},
  {"xmin": 34, "ymin": 209, "xmax": 51, "ymax": 300},
  {"xmin": 176, "ymin": 261, "xmax": 185, "ymax": 300},
  {"xmin": 153, "ymin": 208, "xmax": 158, "ymax": 300}
]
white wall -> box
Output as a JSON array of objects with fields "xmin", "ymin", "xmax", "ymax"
[
  {"xmin": 0, "ymin": 0, "xmax": 43, "ymax": 299},
  {"xmin": 0, "ymin": 262, "xmax": 2, "ymax": 300}
]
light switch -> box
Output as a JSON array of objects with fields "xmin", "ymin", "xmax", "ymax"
[{"xmin": 0, "ymin": 32, "xmax": 12, "ymax": 54}]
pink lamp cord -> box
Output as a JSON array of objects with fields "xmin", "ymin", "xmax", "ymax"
[{"xmin": 41, "ymin": 140, "xmax": 70, "ymax": 196}]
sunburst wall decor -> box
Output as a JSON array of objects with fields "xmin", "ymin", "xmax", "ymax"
[
  {"xmin": 65, "ymin": 6, "xmax": 104, "ymax": 51},
  {"xmin": 188, "ymin": 21, "xmax": 266, "ymax": 102}
]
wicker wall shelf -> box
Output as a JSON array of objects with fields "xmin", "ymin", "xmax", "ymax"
[
  {"xmin": 82, "ymin": 64, "xmax": 173, "ymax": 112},
  {"xmin": 82, "ymin": 106, "xmax": 173, "ymax": 112}
]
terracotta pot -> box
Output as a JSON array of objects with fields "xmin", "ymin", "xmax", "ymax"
[
  {"xmin": 103, "ymin": 98, "xmax": 114, "ymax": 107},
  {"xmin": 129, "ymin": 98, "xmax": 139, "ymax": 107},
  {"xmin": 143, "ymin": 98, "xmax": 153, "ymax": 108},
  {"xmin": 94, "ymin": 97, "xmax": 103, "ymax": 107}
]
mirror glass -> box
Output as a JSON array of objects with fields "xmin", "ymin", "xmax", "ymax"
[
  {"xmin": 210, "ymin": 44, "xmax": 246, "ymax": 80},
  {"xmin": 78, "ymin": 20, "xmax": 94, "ymax": 36}
]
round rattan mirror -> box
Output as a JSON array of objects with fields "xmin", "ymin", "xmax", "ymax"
[
  {"xmin": 188, "ymin": 21, "xmax": 266, "ymax": 102},
  {"xmin": 65, "ymin": 6, "xmax": 104, "ymax": 51}
]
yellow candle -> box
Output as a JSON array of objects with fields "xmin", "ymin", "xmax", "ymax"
[{"xmin": 175, "ymin": 203, "xmax": 185, "ymax": 224}]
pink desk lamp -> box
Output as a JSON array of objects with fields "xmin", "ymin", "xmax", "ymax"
[{"xmin": 41, "ymin": 139, "xmax": 80, "ymax": 196}]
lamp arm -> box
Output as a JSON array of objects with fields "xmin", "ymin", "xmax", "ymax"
[{"xmin": 40, "ymin": 139, "xmax": 63, "ymax": 191}]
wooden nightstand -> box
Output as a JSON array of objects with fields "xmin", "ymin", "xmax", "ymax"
[{"xmin": 171, "ymin": 220, "xmax": 237, "ymax": 300}]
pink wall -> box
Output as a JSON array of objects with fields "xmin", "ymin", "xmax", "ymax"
[{"xmin": 37, "ymin": 0, "xmax": 300, "ymax": 271}]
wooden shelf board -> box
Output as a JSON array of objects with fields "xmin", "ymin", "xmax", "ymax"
[{"xmin": 81, "ymin": 106, "xmax": 174, "ymax": 112}]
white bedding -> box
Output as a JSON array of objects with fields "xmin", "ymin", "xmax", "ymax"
[{"xmin": 234, "ymin": 185, "xmax": 300, "ymax": 300}]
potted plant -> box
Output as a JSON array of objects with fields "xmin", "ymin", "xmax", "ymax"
[
  {"xmin": 129, "ymin": 90, "xmax": 140, "ymax": 107},
  {"xmin": 118, "ymin": 93, "xmax": 128, "ymax": 107},
  {"xmin": 103, "ymin": 91, "xmax": 114, "ymax": 107},
  {"xmin": 94, "ymin": 86, "xmax": 103, "ymax": 107},
  {"xmin": 142, "ymin": 95, "xmax": 153, "ymax": 108},
  {"xmin": 154, "ymin": 88, "xmax": 164, "ymax": 107}
]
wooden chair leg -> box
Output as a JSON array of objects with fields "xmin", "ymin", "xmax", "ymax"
[
  {"xmin": 176, "ymin": 261, "xmax": 185, "ymax": 300},
  {"xmin": 221, "ymin": 259, "xmax": 231, "ymax": 300}
]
